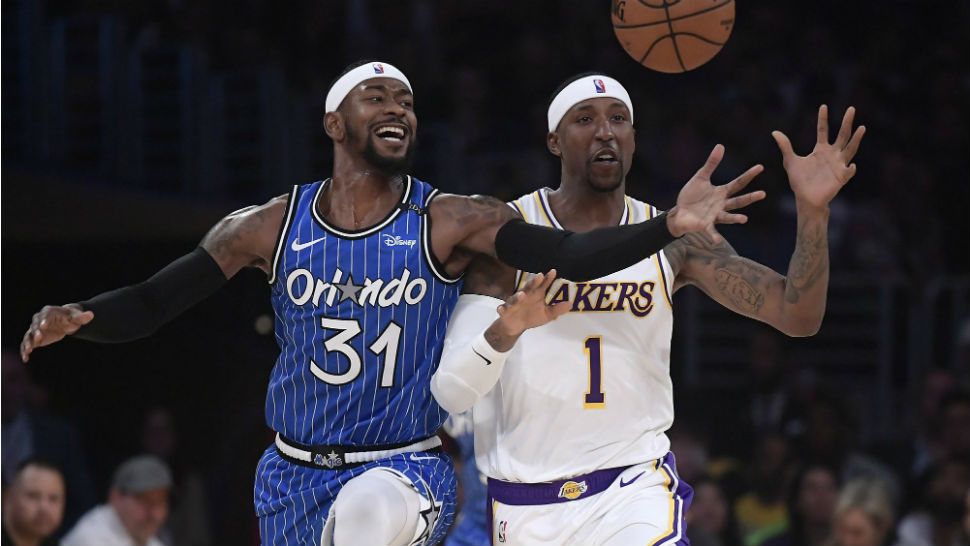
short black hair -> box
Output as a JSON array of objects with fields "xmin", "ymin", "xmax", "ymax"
[
  {"xmin": 546, "ymin": 71, "xmax": 615, "ymax": 112},
  {"xmin": 13, "ymin": 457, "xmax": 64, "ymax": 480}
]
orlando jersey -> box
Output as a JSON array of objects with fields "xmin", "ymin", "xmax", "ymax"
[
  {"xmin": 268, "ymin": 176, "xmax": 462, "ymax": 447},
  {"xmin": 474, "ymin": 188, "xmax": 675, "ymax": 482}
]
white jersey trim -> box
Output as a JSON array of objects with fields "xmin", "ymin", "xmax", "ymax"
[
  {"xmin": 268, "ymin": 184, "xmax": 300, "ymax": 285},
  {"xmin": 310, "ymin": 175, "xmax": 414, "ymax": 238}
]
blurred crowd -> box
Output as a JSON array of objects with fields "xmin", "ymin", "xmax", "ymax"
[{"xmin": 3, "ymin": 1, "xmax": 968, "ymax": 545}]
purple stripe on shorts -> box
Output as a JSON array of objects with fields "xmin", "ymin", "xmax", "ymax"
[
  {"xmin": 652, "ymin": 452, "xmax": 695, "ymax": 546},
  {"xmin": 487, "ymin": 465, "xmax": 630, "ymax": 506}
]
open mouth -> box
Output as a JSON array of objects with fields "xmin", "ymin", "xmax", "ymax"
[
  {"xmin": 373, "ymin": 123, "xmax": 408, "ymax": 143},
  {"xmin": 591, "ymin": 149, "xmax": 619, "ymax": 164}
]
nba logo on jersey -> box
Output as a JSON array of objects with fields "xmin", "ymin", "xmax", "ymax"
[
  {"xmin": 594, "ymin": 79, "xmax": 606, "ymax": 93},
  {"xmin": 373, "ymin": 63, "xmax": 385, "ymax": 74}
]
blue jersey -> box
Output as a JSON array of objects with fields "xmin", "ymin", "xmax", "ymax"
[{"xmin": 267, "ymin": 176, "xmax": 462, "ymax": 447}]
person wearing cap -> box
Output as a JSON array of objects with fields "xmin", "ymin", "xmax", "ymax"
[
  {"xmin": 20, "ymin": 59, "xmax": 763, "ymax": 546},
  {"xmin": 61, "ymin": 455, "xmax": 171, "ymax": 546},
  {"xmin": 2, "ymin": 459, "xmax": 65, "ymax": 546},
  {"xmin": 431, "ymin": 72, "xmax": 865, "ymax": 545}
]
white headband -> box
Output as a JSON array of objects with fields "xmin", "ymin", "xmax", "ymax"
[
  {"xmin": 546, "ymin": 75, "xmax": 634, "ymax": 132},
  {"xmin": 325, "ymin": 62, "xmax": 412, "ymax": 113}
]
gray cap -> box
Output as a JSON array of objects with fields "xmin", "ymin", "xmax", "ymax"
[{"xmin": 111, "ymin": 455, "xmax": 172, "ymax": 494}]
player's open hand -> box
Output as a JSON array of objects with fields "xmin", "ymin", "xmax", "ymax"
[
  {"xmin": 495, "ymin": 270, "xmax": 570, "ymax": 337},
  {"xmin": 20, "ymin": 304, "xmax": 94, "ymax": 362},
  {"xmin": 772, "ymin": 105, "xmax": 865, "ymax": 210},
  {"xmin": 667, "ymin": 144, "xmax": 766, "ymax": 244}
]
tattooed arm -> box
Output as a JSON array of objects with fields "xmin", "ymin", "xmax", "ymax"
[
  {"xmin": 200, "ymin": 194, "xmax": 289, "ymax": 277},
  {"xmin": 666, "ymin": 104, "xmax": 865, "ymax": 337},
  {"xmin": 666, "ymin": 207, "xmax": 830, "ymax": 336}
]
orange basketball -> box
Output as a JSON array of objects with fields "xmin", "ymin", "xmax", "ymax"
[{"xmin": 612, "ymin": 0, "xmax": 735, "ymax": 73}]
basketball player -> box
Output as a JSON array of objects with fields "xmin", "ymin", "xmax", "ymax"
[
  {"xmin": 441, "ymin": 412, "xmax": 490, "ymax": 546},
  {"xmin": 431, "ymin": 73, "xmax": 865, "ymax": 546},
  {"xmin": 19, "ymin": 62, "xmax": 764, "ymax": 546}
]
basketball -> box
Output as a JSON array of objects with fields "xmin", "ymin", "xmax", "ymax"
[{"xmin": 612, "ymin": 0, "xmax": 735, "ymax": 73}]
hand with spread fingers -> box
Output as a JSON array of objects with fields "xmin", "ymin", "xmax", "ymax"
[
  {"xmin": 493, "ymin": 270, "xmax": 570, "ymax": 340},
  {"xmin": 666, "ymin": 144, "xmax": 767, "ymax": 243},
  {"xmin": 20, "ymin": 304, "xmax": 94, "ymax": 362},
  {"xmin": 772, "ymin": 105, "xmax": 866, "ymax": 210}
]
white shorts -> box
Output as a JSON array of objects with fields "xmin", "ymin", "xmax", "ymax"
[{"xmin": 486, "ymin": 452, "xmax": 693, "ymax": 546}]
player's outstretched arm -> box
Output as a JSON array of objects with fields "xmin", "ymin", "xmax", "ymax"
[
  {"xmin": 666, "ymin": 106, "xmax": 865, "ymax": 337},
  {"xmin": 431, "ymin": 270, "xmax": 567, "ymax": 414},
  {"xmin": 428, "ymin": 145, "xmax": 765, "ymax": 282},
  {"xmin": 20, "ymin": 195, "xmax": 287, "ymax": 360}
]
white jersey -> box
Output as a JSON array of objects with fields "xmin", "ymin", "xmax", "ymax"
[{"xmin": 474, "ymin": 188, "xmax": 676, "ymax": 483}]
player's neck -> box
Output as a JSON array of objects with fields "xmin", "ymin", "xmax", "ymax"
[
  {"xmin": 321, "ymin": 157, "xmax": 405, "ymax": 231},
  {"xmin": 547, "ymin": 178, "xmax": 627, "ymax": 232},
  {"xmin": 3, "ymin": 519, "xmax": 41, "ymax": 546}
]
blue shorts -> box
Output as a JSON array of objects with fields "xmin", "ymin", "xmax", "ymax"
[{"xmin": 254, "ymin": 444, "xmax": 457, "ymax": 545}]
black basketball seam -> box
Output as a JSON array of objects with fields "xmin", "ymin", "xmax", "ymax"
[
  {"xmin": 661, "ymin": 2, "xmax": 687, "ymax": 71},
  {"xmin": 636, "ymin": 0, "xmax": 681, "ymax": 8},
  {"xmin": 614, "ymin": 0, "xmax": 733, "ymax": 30},
  {"xmin": 638, "ymin": 34, "xmax": 672, "ymax": 65},
  {"xmin": 670, "ymin": 31, "xmax": 728, "ymax": 47}
]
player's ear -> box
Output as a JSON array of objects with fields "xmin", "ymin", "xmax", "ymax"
[
  {"xmin": 547, "ymin": 132, "xmax": 561, "ymax": 157},
  {"xmin": 323, "ymin": 111, "xmax": 345, "ymax": 141}
]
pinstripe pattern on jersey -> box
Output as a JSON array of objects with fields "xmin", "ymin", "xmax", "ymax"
[{"xmin": 268, "ymin": 176, "xmax": 462, "ymax": 447}]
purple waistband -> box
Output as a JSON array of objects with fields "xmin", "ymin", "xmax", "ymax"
[{"xmin": 487, "ymin": 465, "xmax": 631, "ymax": 506}]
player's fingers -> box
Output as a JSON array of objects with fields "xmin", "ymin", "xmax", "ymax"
[
  {"xmin": 842, "ymin": 126, "xmax": 866, "ymax": 162},
  {"xmin": 816, "ymin": 104, "xmax": 829, "ymax": 145},
  {"xmin": 842, "ymin": 163, "xmax": 857, "ymax": 184},
  {"xmin": 771, "ymin": 131, "xmax": 795, "ymax": 161},
  {"xmin": 724, "ymin": 165, "xmax": 764, "ymax": 196},
  {"xmin": 20, "ymin": 333, "xmax": 33, "ymax": 362},
  {"xmin": 724, "ymin": 190, "xmax": 766, "ymax": 211},
  {"xmin": 834, "ymin": 106, "xmax": 855, "ymax": 149},
  {"xmin": 715, "ymin": 211, "xmax": 749, "ymax": 225},
  {"xmin": 704, "ymin": 225, "xmax": 724, "ymax": 245},
  {"xmin": 695, "ymin": 144, "xmax": 725, "ymax": 178},
  {"xmin": 550, "ymin": 302, "xmax": 571, "ymax": 319}
]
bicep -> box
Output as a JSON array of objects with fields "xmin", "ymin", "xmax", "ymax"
[
  {"xmin": 201, "ymin": 195, "xmax": 287, "ymax": 278},
  {"xmin": 430, "ymin": 194, "xmax": 519, "ymax": 260},
  {"xmin": 678, "ymin": 233, "xmax": 787, "ymax": 323}
]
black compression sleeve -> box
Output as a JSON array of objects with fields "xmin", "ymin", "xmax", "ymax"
[
  {"xmin": 74, "ymin": 247, "xmax": 228, "ymax": 343},
  {"xmin": 494, "ymin": 213, "xmax": 678, "ymax": 282}
]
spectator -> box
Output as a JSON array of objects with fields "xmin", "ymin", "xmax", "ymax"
[
  {"xmin": 897, "ymin": 458, "xmax": 970, "ymax": 546},
  {"xmin": 830, "ymin": 479, "xmax": 898, "ymax": 546},
  {"xmin": 763, "ymin": 463, "xmax": 841, "ymax": 546},
  {"xmin": 734, "ymin": 433, "xmax": 792, "ymax": 546},
  {"xmin": 1, "ymin": 352, "xmax": 95, "ymax": 532},
  {"xmin": 141, "ymin": 407, "xmax": 212, "ymax": 546},
  {"xmin": 688, "ymin": 476, "xmax": 742, "ymax": 546},
  {"xmin": 1, "ymin": 459, "xmax": 66, "ymax": 546},
  {"xmin": 62, "ymin": 455, "xmax": 171, "ymax": 546}
]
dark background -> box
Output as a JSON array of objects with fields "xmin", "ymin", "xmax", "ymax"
[{"xmin": 3, "ymin": 1, "xmax": 968, "ymax": 545}]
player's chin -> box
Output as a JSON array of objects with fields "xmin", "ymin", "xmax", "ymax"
[{"xmin": 586, "ymin": 162, "xmax": 624, "ymax": 193}]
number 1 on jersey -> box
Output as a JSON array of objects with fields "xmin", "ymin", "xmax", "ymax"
[{"xmin": 584, "ymin": 336, "xmax": 605, "ymax": 408}]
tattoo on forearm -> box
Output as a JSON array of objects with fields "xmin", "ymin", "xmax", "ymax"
[
  {"xmin": 453, "ymin": 195, "xmax": 516, "ymax": 227},
  {"xmin": 714, "ymin": 268, "xmax": 766, "ymax": 312},
  {"xmin": 784, "ymin": 218, "xmax": 828, "ymax": 304}
]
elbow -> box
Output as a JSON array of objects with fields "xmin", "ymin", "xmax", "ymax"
[
  {"xmin": 779, "ymin": 317, "xmax": 822, "ymax": 338},
  {"xmin": 430, "ymin": 373, "xmax": 475, "ymax": 415}
]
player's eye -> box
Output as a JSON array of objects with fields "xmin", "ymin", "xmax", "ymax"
[
  {"xmin": 400, "ymin": 99, "xmax": 413, "ymax": 109},
  {"xmin": 612, "ymin": 114, "xmax": 627, "ymax": 122},
  {"xmin": 578, "ymin": 116, "xmax": 592, "ymax": 124},
  {"xmin": 367, "ymin": 96, "xmax": 383, "ymax": 103}
]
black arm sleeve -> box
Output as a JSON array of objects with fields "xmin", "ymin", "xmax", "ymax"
[
  {"xmin": 494, "ymin": 213, "xmax": 678, "ymax": 282},
  {"xmin": 74, "ymin": 247, "xmax": 228, "ymax": 343}
]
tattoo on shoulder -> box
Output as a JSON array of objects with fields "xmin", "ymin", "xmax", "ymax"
[
  {"xmin": 445, "ymin": 194, "xmax": 517, "ymax": 227},
  {"xmin": 203, "ymin": 199, "xmax": 282, "ymax": 265}
]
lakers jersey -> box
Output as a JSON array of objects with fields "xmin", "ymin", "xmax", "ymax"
[
  {"xmin": 268, "ymin": 176, "xmax": 462, "ymax": 447},
  {"xmin": 474, "ymin": 188, "xmax": 675, "ymax": 483}
]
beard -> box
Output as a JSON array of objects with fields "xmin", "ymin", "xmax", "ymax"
[
  {"xmin": 584, "ymin": 159, "xmax": 625, "ymax": 193},
  {"xmin": 348, "ymin": 125, "xmax": 417, "ymax": 176}
]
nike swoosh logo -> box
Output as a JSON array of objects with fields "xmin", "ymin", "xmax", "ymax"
[
  {"xmin": 291, "ymin": 236, "xmax": 326, "ymax": 252},
  {"xmin": 472, "ymin": 348, "xmax": 492, "ymax": 366},
  {"xmin": 409, "ymin": 453, "xmax": 439, "ymax": 462},
  {"xmin": 619, "ymin": 472, "xmax": 645, "ymax": 488}
]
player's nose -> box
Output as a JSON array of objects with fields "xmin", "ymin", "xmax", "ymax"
[{"xmin": 593, "ymin": 118, "xmax": 615, "ymax": 141}]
